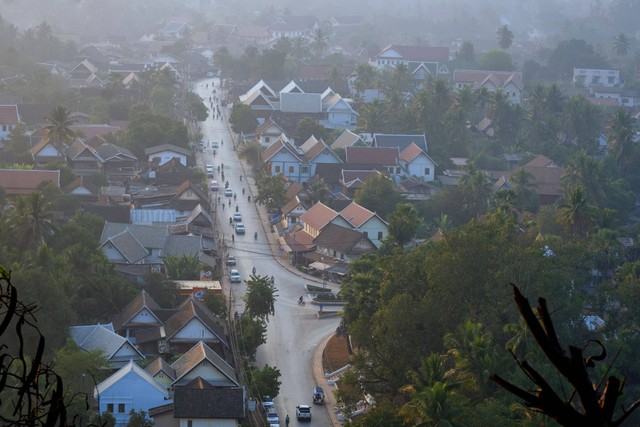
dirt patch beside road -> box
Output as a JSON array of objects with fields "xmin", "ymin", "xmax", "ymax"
[{"xmin": 322, "ymin": 334, "xmax": 351, "ymax": 373}]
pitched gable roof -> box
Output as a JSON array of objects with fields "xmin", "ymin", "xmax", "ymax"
[
  {"xmin": 145, "ymin": 356, "xmax": 176, "ymax": 380},
  {"xmin": 69, "ymin": 323, "xmax": 144, "ymax": 360},
  {"xmin": 173, "ymin": 180, "xmax": 208, "ymax": 202},
  {"xmin": 331, "ymin": 130, "xmax": 363, "ymax": 149},
  {"xmin": 376, "ymin": 44, "xmax": 449, "ymax": 62},
  {"xmin": 300, "ymin": 202, "xmax": 339, "ymax": 231},
  {"xmin": 399, "ymin": 142, "xmax": 437, "ymax": 165},
  {"xmin": 341, "ymin": 169, "xmax": 383, "ymax": 189},
  {"xmin": 313, "ymin": 223, "xmax": 374, "ymax": 254},
  {"xmin": 345, "ymin": 146, "xmax": 398, "ymax": 165},
  {"xmin": 286, "ymin": 182, "xmax": 304, "ymax": 199},
  {"xmin": 101, "ymin": 229, "xmax": 149, "ymax": 263},
  {"xmin": 282, "ymin": 195, "xmax": 304, "ymax": 216},
  {"xmin": 453, "ymin": 69, "xmax": 523, "ymax": 91},
  {"xmin": 373, "ymin": 133, "xmax": 428, "ymax": 152},
  {"xmin": 145, "ymin": 144, "xmax": 191, "ymax": 156},
  {"xmin": 303, "ymin": 139, "xmax": 337, "ymax": 162},
  {"xmin": 171, "ymin": 341, "xmax": 238, "ymax": 386},
  {"xmin": 261, "ymin": 136, "xmax": 301, "ymax": 162},
  {"xmin": 112, "ymin": 290, "xmax": 162, "ymax": 331},
  {"xmin": 255, "ymin": 117, "xmax": 285, "ymax": 135},
  {"xmin": 339, "ymin": 201, "xmax": 377, "ymax": 227},
  {"xmin": 94, "ymin": 360, "xmax": 168, "ymax": 398},
  {"xmin": 163, "ymin": 297, "xmax": 228, "ymax": 347}
]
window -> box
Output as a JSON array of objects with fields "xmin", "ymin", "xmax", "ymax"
[
  {"xmin": 265, "ymin": 137, "xmax": 270, "ymax": 143},
  {"xmin": 363, "ymin": 231, "xmax": 368, "ymax": 237},
  {"xmin": 1, "ymin": 125, "xmax": 6, "ymax": 132},
  {"xmin": 118, "ymin": 403, "xmax": 125, "ymax": 413},
  {"xmin": 301, "ymin": 166, "xmax": 309, "ymax": 173},
  {"xmin": 333, "ymin": 251, "xmax": 336, "ymax": 257},
  {"xmin": 288, "ymin": 166, "xmax": 294, "ymax": 173},
  {"xmin": 378, "ymin": 231, "xmax": 383, "ymax": 240},
  {"xmin": 188, "ymin": 421, "xmax": 193, "ymax": 427},
  {"xmin": 424, "ymin": 167, "xmax": 430, "ymax": 175},
  {"xmin": 274, "ymin": 165, "xmax": 281, "ymax": 173},
  {"xmin": 107, "ymin": 404, "xmax": 114, "ymax": 413}
]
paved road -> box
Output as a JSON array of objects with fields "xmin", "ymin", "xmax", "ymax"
[{"xmin": 194, "ymin": 79, "xmax": 340, "ymax": 426}]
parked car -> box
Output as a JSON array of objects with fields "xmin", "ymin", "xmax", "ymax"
[
  {"xmin": 224, "ymin": 188, "xmax": 233, "ymax": 197},
  {"xmin": 313, "ymin": 386, "xmax": 325, "ymax": 404},
  {"xmin": 262, "ymin": 396, "xmax": 274, "ymax": 410},
  {"xmin": 296, "ymin": 405, "xmax": 311, "ymax": 421},
  {"xmin": 206, "ymin": 71, "xmax": 214, "ymax": 77},
  {"xmin": 205, "ymin": 164, "xmax": 214, "ymax": 178},
  {"xmin": 233, "ymin": 213, "xmax": 242, "ymax": 222},
  {"xmin": 229, "ymin": 269, "xmax": 241, "ymax": 283},
  {"xmin": 212, "ymin": 141, "xmax": 219, "ymax": 148},
  {"xmin": 226, "ymin": 256, "xmax": 237, "ymax": 266},
  {"xmin": 210, "ymin": 180, "xmax": 219, "ymax": 191},
  {"xmin": 266, "ymin": 410, "xmax": 279, "ymax": 424},
  {"xmin": 235, "ymin": 223, "xmax": 245, "ymax": 234}
]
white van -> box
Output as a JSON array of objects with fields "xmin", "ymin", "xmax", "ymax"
[{"xmin": 210, "ymin": 180, "xmax": 219, "ymax": 191}]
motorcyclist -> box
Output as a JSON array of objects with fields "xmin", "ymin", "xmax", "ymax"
[
  {"xmin": 285, "ymin": 415, "xmax": 290, "ymax": 426},
  {"xmin": 298, "ymin": 296, "xmax": 304, "ymax": 305},
  {"xmin": 254, "ymin": 231, "xmax": 258, "ymax": 240},
  {"xmin": 229, "ymin": 217, "xmax": 232, "ymax": 224},
  {"xmin": 252, "ymin": 266, "xmax": 257, "ymax": 275}
]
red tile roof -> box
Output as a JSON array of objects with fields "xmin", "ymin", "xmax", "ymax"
[
  {"xmin": 0, "ymin": 105, "xmax": 19, "ymax": 124},
  {"xmin": 70, "ymin": 124, "xmax": 121, "ymax": 140},
  {"xmin": 300, "ymin": 202, "xmax": 338, "ymax": 231},
  {"xmin": 0, "ymin": 169, "xmax": 60, "ymax": 195},
  {"xmin": 345, "ymin": 146, "xmax": 398, "ymax": 165},
  {"xmin": 399, "ymin": 143, "xmax": 423, "ymax": 163},
  {"xmin": 339, "ymin": 202, "xmax": 374, "ymax": 227}
]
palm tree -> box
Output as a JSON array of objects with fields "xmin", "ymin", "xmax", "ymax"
[
  {"xmin": 459, "ymin": 164, "xmax": 492, "ymax": 218},
  {"xmin": 613, "ymin": 33, "xmax": 630, "ymax": 58},
  {"xmin": 43, "ymin": 106, "xmax": 76, "ymax": 157},
  {"xmin": 309, "ymin": 28, "xmax": 329, "ymax": 59},
  {"xmin": 562, "ymin": 150, "xmax": 606, "ymax": 206},
  {"xmin": 7, "ymin": 191, "xmax": 56, "ymax": 250},
  {"xmin": 557, "ymin": 184, "xmax": 597, "ymax": 237},
  {"xmin": 496, "ymin": 25, "xmax": 514, "ymax": 50},
  {"xmin": 390, "ymin": 63, "xmax": 412, "ymax": 93},
  {"xmin": 357, "ymin": 99, "xmax": 387, "ymax": 136},
  {"xmin": 562, "ymin": 95, "xmax": 601, "ymax": 152},
  {"xmin": 510, "ymin": 169, "xmax": 538, "ymax": 212},
  {"xmin": 606, "ymin": 108, "xmax": 636, "ymax": 169}
]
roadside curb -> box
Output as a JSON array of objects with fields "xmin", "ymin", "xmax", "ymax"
[{"xmin": 312, "ymin": 333, "xmax": 342, "ymax": 426}]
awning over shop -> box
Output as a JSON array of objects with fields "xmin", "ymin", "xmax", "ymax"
[{"xmin": 309, "ymin": 261, "xmax": 330, "ymax": 271}]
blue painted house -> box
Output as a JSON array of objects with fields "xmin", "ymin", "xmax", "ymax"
[{"xmin": 94, "ymin": 360, "xmax": 170, "ymax": 426}]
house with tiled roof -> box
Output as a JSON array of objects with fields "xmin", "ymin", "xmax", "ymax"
[
  {"xmin": 331, "ymin": 130, "xmax": 365, "ymax": 150},
  {"xmin": 517, "ymin": 155, "xmax": 564, "ymax": 205},
  {"xmin": 0, "ymin": 169, "xmax": 60, "ymax": 196},
  {"xmin": 71, "ymin": 123, "xmax": 122, "ymax": 140},
  {"xmin": 134, "ymin": 296, "xmax": 229, "ymax": 358},
  {"xmin": 453, "ymin": 69, "xmax": 524, "ymax": 104},
  {"xmin": 333, "ymin": 201, "xmax": 389, "ymax": 248},
  {"xmin": 313, "ymin": 223, "xmax": 376, "ymax": 263},
  {"xmin": 91, "ymin": 139, "xmax": 138, "ymax": 184},
  {"xmin": 320, "ymin": 88, "xmax": 359, "ymax": 130},
  {"xmin": 64, "ymin": 175, "xmax": 100, "ymax": 201},
  {"xmin": 144, "ymin": 144, "xmax": 190, "ymax": 167},
  {"xmin": 144, "ymin": 357, "xmax": 176, "ymax": 388},
  {"xmin": 255, "ymin": 117, "xmax": 287, "ymax": 147},
  {"xmin": 94, "ymin": 360, "xmax": 169, "ymax": 426},
  {"xmin": 372, "ymin": 133, "xmax": 428, "ymax": 153},
  {"xmin": 112, "ymin": 290, "xmax": 163, "ymax": 344},
  {"xmin": 171, "ymin": 377, "xmax": 245, "ymax": 424},
  {"xmin": 30, "ymin": 138, "xmax": 67, "ymax": 166},
  {"xmin": 69, "ymin": 323, "xmax": 145, "ymax": 369},
  {"xmin": 399, "ymin": 142, "xmax": 437, "ymax": 181},
  {"xmin": 0, "ymin": 105, "xmax": 20, "ymax": 139},
  {"xmin": 345, "ymin": 145, "xmax": 403, "ymax": 181},
  {"xmin": 66, "ymin": 138, "xmax": 103, "ymax": 176},
  {"xmin": 299, "ymin": 201, "xmax": 339, "ymax": 238},
  {"xmin": 171, "ymin": 341, "xmax": 238, "ymax": 388},
  {"xmin": 370, "ymin": 44, "xmax": 450, "ymax": 78},
  {"xmin": 282, "ymin": 195, "xmax": 307, "ymax": 227}
]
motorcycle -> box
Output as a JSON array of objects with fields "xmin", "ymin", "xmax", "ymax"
[
  {"xmin": 254, "ymin": 232, "xmax": 258, "ymax": 240},
  {"xmin": 297, "ymin": 296, "xmax": 305, "ymax": 306}
]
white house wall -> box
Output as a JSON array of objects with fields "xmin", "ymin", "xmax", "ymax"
[
  {"xmin": 129, "ymin": 308, "xmax": 159, "ymax": 326},
  {"xmin": 150, "ymin": 151, "xmax": 187, "ymax": 166},
  {"xmin": 181, "ymin": 361, "xmax": 226, "ymax": 383},
  {"xmin": 173, "ymin": 318, "xmax": 218, "ymax": 341},
  {"xmin": 102, "ymin": 243, "xmax": 129, "ymax": 263},
  {"xmin": 405, "ymin": 154, "xmax": 436, "ymax": 181},
  {"xmin": 358, "ymin": 218, "xmax": 388, "ymax": 248}
]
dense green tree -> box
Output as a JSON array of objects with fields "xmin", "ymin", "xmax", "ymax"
[
  {"xmin": 348, "ymin": 401, "xmax": 405, "ymax": 427},
  {"xmin": 562, "ymin": 150, "xmax": 606, "ymax": 206},
  {"xmin": 456, "ymin": 40, "xmax": 475, "ymax": 66},
  {"xmin": 213, "ymin": 46, "xmax": 233, "ymax": 81},
  {"xmin": 203, "ymin": 291, "xmax": 227, "ymax": 318},
  {"xmin": 496, "ymin": 25, "xmax": 514, "ymax": 49},
  {"xmin": 387, "ymin": 203, "xmax": 422, "ymax": 247},
  {"xmin": 126, "ymin": 410, "xmax": 153, "ymax": 427},
  {"xmin": 249, "ymin": 364, "xmax": 282, "ymax": 398},
  {"xmin": 256, "ymin": 173, "xmax": 288, "ymax": 212},
  {"xmin": 296, "ymin": 117, "xmax": 327, "ymax": 142},
  {"xmin": 229, "ymin": 103, "xmax": 257, "ymax": 135},
  {"xmin": 243, "ymin": 274, "xmax": 278, "ymax": 321},
  {"xmin": 458, "ymin": 164, "xmax": 492, "ymax": 219},
  {"xmin": 562, "ymin": 95, "xmax": 601, "ymax": 152},
  {"xmin": 236, "ymin": 315, "xmax": 267, "ymax": 359},
  {"xmin": 164, "ymin": 254, "xmax": 203, "ymax": 280},
  {"xmin": 355, "ymin": 174, "xmax": 404, "ymax": 220},
  {"xmin": 7, "ymin": 191, "xmax": 56, "ymax": 251},
  {"xmin": 357, "ymin": 99, "xmax": 387, "ymax": 136},
  {"xmin": 548, "ymin": 39, "xmax": 608, "ymax": 80},
  {"xmin": 126, "ymin": 105, "xmax": 189, "ymax": 157},
  {"xmin": 478, "ymin": 50, "xmax": 515, "ymax": 71},
  {"xmin": 238, "ymin": 141, "xmax": 262, "ymax": 168}
]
